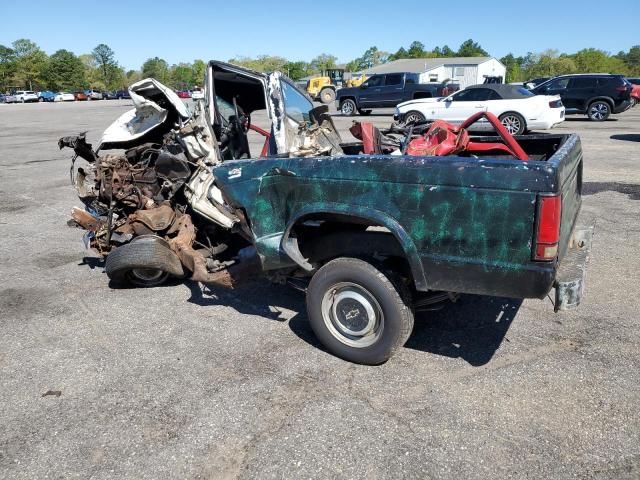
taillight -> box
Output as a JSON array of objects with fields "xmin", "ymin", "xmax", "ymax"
[
  {"xmin": 615, "ymin": 85, "xmax": 629, "ymax": 92},
  {"xmin": 549, "ymin": 99, "xmax": 563, "ymax": 108},
  {"xmin": 534, "ymin": 194, "xmax": 561, "ymax": 261}
]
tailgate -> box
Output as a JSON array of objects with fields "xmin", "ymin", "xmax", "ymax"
[{"xmin": 547, "ymin": 134, "xmax": 583, "ymax": 261}]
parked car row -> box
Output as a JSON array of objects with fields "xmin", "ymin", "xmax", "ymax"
[
  {"xmin": 2, "ymin": 85, "xmax": 203, "ymax": 104},
  {"xmin": 175, "ymin": 87, "xmax": 204, "ymax": 99},
  {"xmin": 335, "ymin": 71, "xmax": 634, "ymax": 134},
  {"xmin": 1, "ymin": 89, "xmax": 133, "ymax": 103}
]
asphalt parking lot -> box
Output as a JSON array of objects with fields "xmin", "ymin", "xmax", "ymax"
[{"xmin": 1, "ymin": 100, "xmax": 639, "ymax": 479}]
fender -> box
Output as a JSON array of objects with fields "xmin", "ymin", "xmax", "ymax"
[
  {"xmin": 337, "ymin": 95, "xmax": 358, "ymax": 107},
  {"xmin": 585, "ymin": 95, "xmax": 615, "ymax": 109},
  {"xmin": 280, "ymin": 203, "xmax": 429, "ymax": 291}
]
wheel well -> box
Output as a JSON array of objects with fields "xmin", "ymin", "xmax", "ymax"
[
  {"xmin": 320, "ymin": 86, "xmax": 336, "ymax": 92},
  {"xmin": 339, "ymin": 96, "xmax": 356, "ymax": 106},
  {"xmin": 499, "ymin": 110, "xmax": 526, "ymax": 124},
  {"xmin": 499, "ymin": 110, "xmax": 524, "ymax": 118},
  {"xmin": 587, "ymin": 97, "xmax": 614, "ymax": 109},
  {"xmin": 286, "ymin": 214, "xmax": 415, "ymax": 286}
]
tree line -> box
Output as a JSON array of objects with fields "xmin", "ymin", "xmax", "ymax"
[
  {"xmin": 2, "ymin": 38, "xmax": 639, "ymax": 93},
  {"xmin": 0, "ymin": 39, "xmax": 208, "ymax": 93},
  {"xmin": 224, "ymin": 40, "xmax": 640, "ymax": 83}
]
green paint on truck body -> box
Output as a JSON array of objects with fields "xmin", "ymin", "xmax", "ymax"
[{"xmin": 213, "ymin": 133, "xmax": 583, "ymax": 299}]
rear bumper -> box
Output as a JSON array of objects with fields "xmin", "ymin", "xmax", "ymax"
[
  {"xmin": 613, "ymin": 100, "xmax": 632, "ymax": 114},
  {"xmin": 553, "ymin": 225, "xmax": 594, "ymax": 311}
]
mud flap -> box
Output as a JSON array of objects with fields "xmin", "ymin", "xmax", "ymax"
[{"xmin": 554, "ymin": 225, "xmax": 594, "ymax": 311}]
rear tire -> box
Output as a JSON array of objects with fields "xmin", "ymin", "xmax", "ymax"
[
  {"xmin": 340, "ymin": 99, "xmax": 357, "ymax": 116},
  {"xmin": 319, "ymin": 88, "xmax": 336, "ymax": 104},
  {"xmin": 306, "ymin": 257, "xmax": 414, "ymax": 365},
  {"xmin": 105, "ymin": 236, "xmax": 184, "ymax": 288},
  {"xmin": 587, "ymin": 100, "xmax": 611, "ymax": 121},
  {"xmin": 499, "ymin": 112, "xmax": 526, "ymax": 135}
]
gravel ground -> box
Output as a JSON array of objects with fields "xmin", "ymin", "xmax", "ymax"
[{"xmin": 0, "ymin": 99, "xmax": 639, "ymax": 479}]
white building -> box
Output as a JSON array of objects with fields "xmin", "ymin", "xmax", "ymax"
[{"xmin": 361, "ymin": 57, "xmax": 506, "ymax": 89}]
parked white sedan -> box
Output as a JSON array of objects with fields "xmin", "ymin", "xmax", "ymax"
[
  {"xmin": 54, "ymin": 92, "xmax": 75, "ymax": 102},
  {"xmin": 191, "ymin": 87, "xmax": 204, "ymax": 100},
  {"xmin": 395, "ymin": 84, "xmax": 565, "ymax": 135},
  {"xmin": 13, "ymin": 90, "xmax": 39, "ymax": 103}
]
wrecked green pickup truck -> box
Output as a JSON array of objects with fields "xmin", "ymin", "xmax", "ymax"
[{"xmin": 61, "ymin": 61, "xmax": 592, "ymax": 365}]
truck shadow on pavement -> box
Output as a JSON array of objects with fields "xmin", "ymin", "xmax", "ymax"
[
  {"xmin": 186, "ymin": 280, "xmax": 521, "ymax": 366},
  {"xmin": 583, "ymin": 181, "xmax": 640, "ymax": 200},
  {"xmin": 565, "ymin": 117, "xmax": 618, "ymax": 122},
  {"xmin": 405, "ymin": 295, "xmax": 523, "ymax": 366},
  {"xmin": 610, "ymin": 134, "xmax": 640, "ymax": 142}
]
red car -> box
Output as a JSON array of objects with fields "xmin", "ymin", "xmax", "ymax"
[
  {"xmin": 627, "ymin": 78, "xmax": 640, "ymax": 106},
  {"xmin": 175, "ymin": 90, "xmax": 191, "ymax": 99}
]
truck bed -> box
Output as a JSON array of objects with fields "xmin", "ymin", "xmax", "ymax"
[{"xmin": 215, "ymin": 132, "xmax": 583, "ymax": 299}]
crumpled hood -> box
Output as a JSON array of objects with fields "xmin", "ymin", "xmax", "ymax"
[{"xmin": 100, "ymin": 78, "xmax": 191, "ymax": 146}]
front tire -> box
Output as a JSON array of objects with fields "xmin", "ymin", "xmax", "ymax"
[
  {"xmin": 319, "ymin": 88, "xmax": 336, "ymax": 104},
  {"xmin": 105, "ymin": 236, "xmax": 184, "ymax": 288},
  {"xmin": 499, "ymin": 112, "xmax": 526, "ymax": 135},
  {"xmin": 306, "ymin": 257, "xmax": 414, "ymax": 365},
  {"xmin": 587, "ymin": 101, "xmax": 611, "ymax": 121},
  {"xmin": 340, "ymin": 99, "xmax": 357, "ymax": 116},
  {"xmin": 403, "ymin": 110, "xmax": 426, "ymax": 124}
]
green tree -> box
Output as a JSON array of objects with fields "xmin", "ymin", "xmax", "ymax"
[
  {"xmin": 142, "ymin": 57, "xmax": 169, "ymax": 83},
  {"xmin": 79, "ymin": 54, "xmax": 101, "ymax": 89},
  {"xmin": 388, "ymin": 47, "xmax": 408, "ymax": 61},
  {"xmin": 434, "ymin": 45, "xmax": 455, "ymax": 57},
  {"xmin": 310, "ymin": 53, "xmax": 337, "ymax": 73},
  {"xmin": 228, "ymin": 55, "xmax": 287, "ymax": 73},
  {"xmin": 170, "ymin": 62, "xmax": 193, "ymax": 89},
  {"xmin": 624, "ymin": 45, "xmax": 640, "ymax": 72},
  {"xmin": 11, "ymin": 39, "xmax": 48, "ymax": 90},
  {"xmin": 43, "ymin": 49, "xmax": 85, "ymax": 91},
  {"xmin": 571, "ymin": 48, "xmax": 622, "ymax": 73},
  {"xmin": 0, "ymin": 45, "xmax": 16, "ymax": 91},
  {"xmin": 191, "ymin": 59, "xmax": 206, "ymax": 86},
  {"xmin": 407, "ymin": 41, "xmax": 426, "ymax": 58},
  {"xmin": 92, "ymin": 44, "xmax": 118, "ymax": 87},
  {"xmin": 283, "ymin": 61, "xmax": 310, "ymax": 80},
  {"xmin": 126, "ymin": 69, "xmax": 142, "ymax": 86},
  {"xmin": 457, "ymin": 39, "xmax": 489, "ymax": 57},
  {"xmin": 351, "ymin": 47, "xmax": 389, "ymax": 70},
  {"xmin": 521, "ymin": 50, "xmax": 577, "ymax": 79},
  {"xmin": 500, "ymin": 53, "xmax": 524, "ymax": 83}
]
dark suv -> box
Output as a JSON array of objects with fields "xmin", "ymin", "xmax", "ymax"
[{"xmin": 532, "ymin": 74, "xmax": 632, "ymax": 121}]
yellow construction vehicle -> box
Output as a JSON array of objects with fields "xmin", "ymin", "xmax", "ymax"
[
  {"xmin": 346, "ymin": 73, "xmax": 368, "ymax": 88},
  {"xmin": 306, "ymin": 68, "xmax": 345, "ymax": 104}
]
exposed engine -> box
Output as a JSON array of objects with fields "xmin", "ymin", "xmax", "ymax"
[{"xmin": 59, "ymin": 79, "xmax": 258, "ymax": 288}]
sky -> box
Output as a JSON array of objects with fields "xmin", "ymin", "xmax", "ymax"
[{"xmin": 1, "ymin": 0, "xmax": 638, "ymax": 70}]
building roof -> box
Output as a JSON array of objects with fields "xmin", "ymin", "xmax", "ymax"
[{"xmin": 361, "ymin": 57, "xmax": 494, "ymax": 75}]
